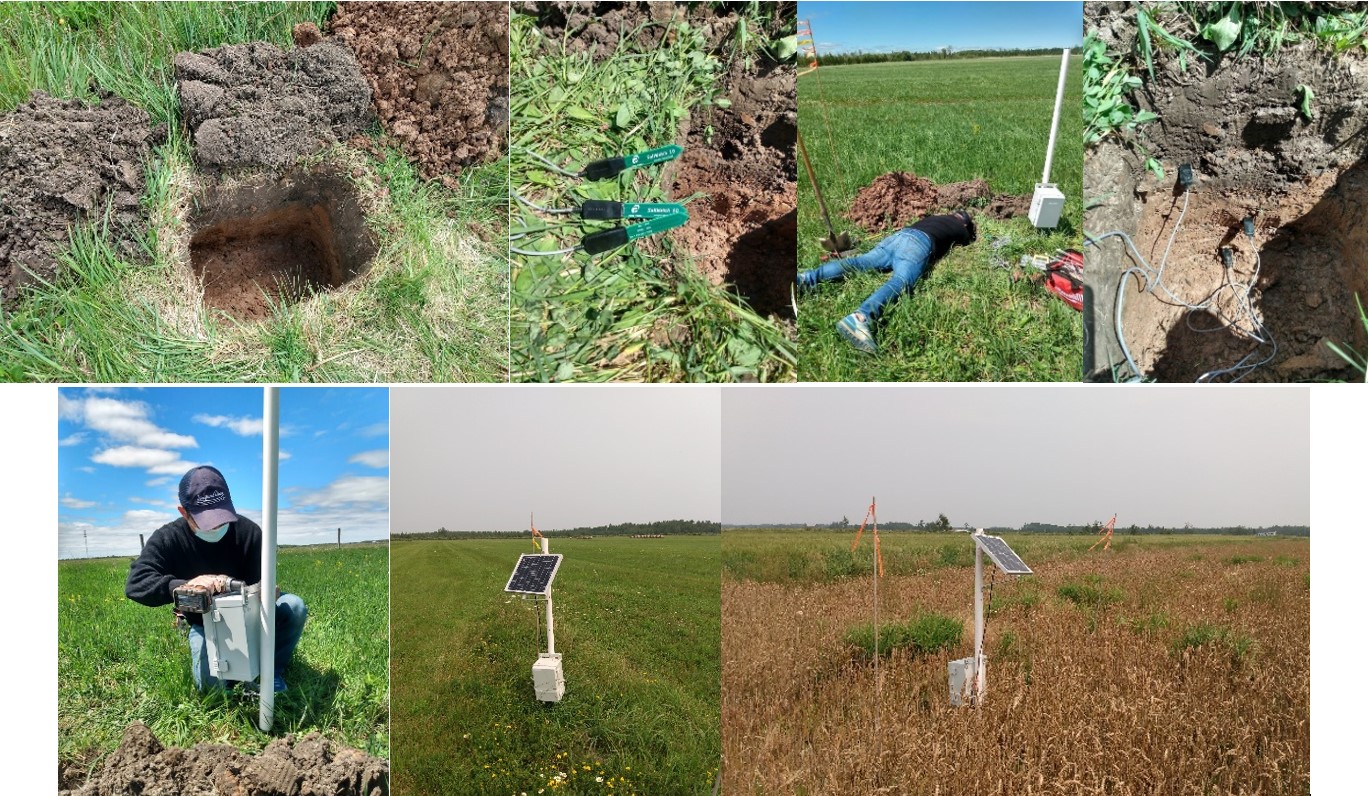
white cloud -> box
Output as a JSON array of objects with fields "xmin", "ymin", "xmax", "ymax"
[
  {"xmin": 79, "ymin": 466, "xmax": 96, "ymax": 474},
  {"xmin": 358, "ymin": 422, "xmax": 389, "ymax": 438},
  {"xmin": 81, "ymin": 397, "xmax": 198, "ymax": 448},
  {"xmin": 59, "ymin": 432, "xmax": 87, "ymax": 447},
  {"xmin": 293, "ymin": 475, "xmax": 388, "ymax": 508},
  {"xmin": 145, "ymin": 476, "xmax": 172, "ymax": 487},
  {"xmin": 278, "ymin": 450, "xmax": 292, "ymax": 461},
  {"xmin": 60, "ymin": 495, "xmax": 98, "ymax": 510},
  {"xmin": 348, "ymin": 449, "xmax": 389, "ymax": 468},
  {"xmin": 92, "ymin": 446, "xmax": 196, "ymax": 475},
  {"xmin": 193, "ymin": 413, "xmax": 264, "ymax": 436}
]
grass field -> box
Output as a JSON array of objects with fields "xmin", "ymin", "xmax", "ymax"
[
  {"xmin": 508, "ymin": 7, "xmax": 795, "ymax": 383},
  {"xmin": 0, "ymin": 2, "xmax": 508, "ymax": 382},
  {"xmin": 391, "ymin": 536, "xmax": 720, "ymax": 795},
  {"xmin": 722, "ymin": 531, "xmax": 1309, "ymax": 794},
  {"xmin": 797, "ymin": 56, "xmax": 1085, "ymax": 381},
  {"xmin": 58, "ymin": 543, "xmax": 389, "ymax": 777}
]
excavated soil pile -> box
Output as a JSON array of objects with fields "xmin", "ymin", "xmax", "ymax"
[
  {"xmin": 845, "ymin": 172, "xmax": 1031, "ymax": 233},
  {"xmin": 188, "ymin": 166, "xmax": 378, "ymax": 321},
  {"xmin": 59, "ymin": 722, "xmax": 387, "ymax": 796},
  {"xmin": 1085, "ymin": 2, "xmax": 1368, "ymax": 381},
  {"xmin": 671, "ymin": 52, "xmax": 798, "ymax": 319},
  {"xmin": 0, "ymin": 92, "xmax": 157, "ymax": 307},
  {"xmin": 175, "ymin": 41, "xmax": 372, "ymax": 171},
  {"xmin": 330, "ymin": 2, "xmax": 509, "ymax": 181}
]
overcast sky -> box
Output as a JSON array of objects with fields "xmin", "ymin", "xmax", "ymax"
[
  {"xmin": 391, "ymin": 387, "xmax": 721, "ymax": 532},
  {"xmin": 722, "ymin": 386, "xmax": 1309, "ymax": 529}
]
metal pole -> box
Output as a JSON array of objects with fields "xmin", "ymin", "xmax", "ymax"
[
  {"xmin": 973, "ymin": 531, "xmax": 985, "ymax": 705},
  {"xmin": 337, "ymin": 527, "xmax": 341, "ymax": 548},
  {"xmin": 1041, "ymin": 48, "xmax": 1070, "ymax": 185},
  {"xmin": 259, "ymin": 387, "xmax": 279, "ymax": 732},
  {"xmin": 139, "ymin": 533, "xmax": 145, "ymax": 550},
  {"xmin": 872, "ymin": 497, "xmax": 880, "ymax": 783},
  {"xmin": 541, "ymin": 536, "xmax": 555, "ymax": 654}
]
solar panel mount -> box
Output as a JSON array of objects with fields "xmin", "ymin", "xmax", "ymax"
[
  {"xmin": 973, "ymin": 534, "xmax": 1032, "ymax": 575},
  {"xmin": 504, "ymin": 553, "xmax": 563, "ymax": 595}
]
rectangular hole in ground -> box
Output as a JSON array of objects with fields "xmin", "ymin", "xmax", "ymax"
[{"xmin": 190, "ymin": 203, "xmax": 346, "ymax": 322}]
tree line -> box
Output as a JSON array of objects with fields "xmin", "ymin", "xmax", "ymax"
[
  {"xmin": 817, "ymin": 46, "xmax": 1077, "ymax": 67},
  {"xmin": 728, "ymin": 518, "xmax": 1309, "ymax": 537},
  {"xmin": 393, "ymin": 519, "xmax": 721, "ymax": 540}
]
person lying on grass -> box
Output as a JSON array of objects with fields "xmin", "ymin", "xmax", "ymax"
[
  {"xmin": 125, "ymin": 465, "xmax": 307, "ymax": 693},
  {"xmin": 799, "ymin": 210, "xmax": 976, "ymax": 354}
]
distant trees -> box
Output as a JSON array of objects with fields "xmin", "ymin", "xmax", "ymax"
[
  {"xmin": 393, "ymin": 519, "xmax": 721, "ymax": 540},
  {"xmin": 819, "ymin": 46, "xmax": 1076, "ymax": 68}
]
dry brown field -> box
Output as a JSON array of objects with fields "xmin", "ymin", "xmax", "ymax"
[{"xmin": 722, "ymin": 533, "xmax": 1309, "ymax": 795}]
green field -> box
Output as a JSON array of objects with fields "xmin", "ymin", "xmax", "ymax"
[
  {"xmin": 797, "ymin": 55, "xmax": 1085, "ymax": 381},
  {"xmin": 58, "ymin": 544, "xmax": 389, "ymax": 774},
  {"xmin": 723, "ymin": 529, "xmax": 1302, "ymax": 584},
  {"xmin": 391, "ymin": 536, "xmax": 720, "ymax": 796}
]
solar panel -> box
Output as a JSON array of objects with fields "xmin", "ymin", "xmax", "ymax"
[
  {"xmin": 974, "ymin": 535, "xmax": 1032, "ymax": 575},
  {"xmin": 504, "ymin": 554, "xmax": 563, "ymax": 595}
]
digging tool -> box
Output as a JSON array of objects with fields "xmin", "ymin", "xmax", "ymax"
[{"xmin": 797, "ymin": 129, "xmax": 852, "ymax": 255}]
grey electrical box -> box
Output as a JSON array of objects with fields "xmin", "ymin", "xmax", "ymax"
[
  {"xmin": 1029, "ymin": 183, "xmax": 1065, "ymax": 229},
  {"xmin": 948, "ymin": 656, "xmax": 982, "ymax": 707},
  {"xmin": 205, "ymin": 584, "xmax": 261, "ymax": 682},
  {"xmin": 533, "ymin": 652, "xmax": 564, "ymax": 702}
]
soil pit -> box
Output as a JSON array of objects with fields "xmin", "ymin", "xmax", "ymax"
[
  {"xmin": 175, "ymin": 41, "xmax": 372, "ymax": 172},
  {"xmin": 59, "ymin": 721, "xmax": 387, "ymax": 796},
  {"xmin": 1084, "ymin": 3, "xmax": 1368, "ymax": 381},
  {"xmin": 671, "ymin": 56, "xmax": 798, "ymax": 320},
  {"xmin": 188, "ymin": 168, "xmax": 377, "ymax": 321},
  {"xmin": 845, "ymin": 171, "xmax": 1033, "ymax": 234},
  {"xmin": 329, "ymin": 2, "xmax": 509, "ymax": 182},
  {"xmin": 0, "ymin": 92, "xmax": 158, "ymax": 308}
]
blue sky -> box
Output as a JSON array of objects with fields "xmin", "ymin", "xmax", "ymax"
[
  {"xmin": 57, "ymin": 387, "xmax": 388, "ymax": 558},
  {"xmin": 799, "ymin": 2, "xmax": 1083, "ymax": 54}
]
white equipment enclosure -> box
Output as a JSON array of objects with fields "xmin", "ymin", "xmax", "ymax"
[
  {"xmin": 505, "ymin": 542, "xmax": 565, "ymax": 702},
  {"xmin": 950, "ymin": 530, "xmax": 1033, "ymax": 707},
  {"xmin": 205, "ymin": 584, "xmax": 262, "ymax": 682},
  {"xmin": 1030, "ymin": 49, "xmax": 1071, "ymax": 229}
]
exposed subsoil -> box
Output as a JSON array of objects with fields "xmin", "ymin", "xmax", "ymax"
[
  {"xmin": 188, "ymin": 166, "xmax": 378, "ymax": 321},
  {"xmin": 845, "ymin": 171, "xmax": 1032, "ymax": 233},
  {"xmin": 0, "ymin": 92, "xmax": 159, "ymax": 308},
  {"xmin": 1085, "ymin": 2, "xmax": 1368, "ymax": 381},
  {"xmin": 59, "ymin": 721, "xmax": 387, "ymax": 796},
  {"xmin": 176, "ymin": 41, "xmax": 372, "ymax": 171},
  {"xmin": 670, "ymin": 54, "xmax": 798, "ymax": 320},
  {"xmin": 329, "ymin": 2, "xmax": 509, "ymax": 182}
]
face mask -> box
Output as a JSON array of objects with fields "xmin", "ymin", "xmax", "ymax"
[{"xmin": 193, "ymin": 523, "xmax": 230, "ymax": 543}]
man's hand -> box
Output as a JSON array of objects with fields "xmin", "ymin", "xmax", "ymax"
[{"xmin": 185, "ymin": 574, "xmax": 229, "ymax": 593}]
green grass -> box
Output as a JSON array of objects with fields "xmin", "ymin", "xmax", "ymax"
[
  {"xmin": 392, "ymin": 536, "xmax": 720, "ymax": 795},
  {"xmin": 797, "ymin": 56, "xmax": 1084, "ymax": 380},
  {"xmin": 1171, "ymin": 621, "xmax": 1256, "ymax": 664},
  {"xmin": 508, "ymin": 7, "xmax": 795, "ymax": 382},
  {"xmin": 0, "ymin": 2, "xmax": 508, "ymax": 382},
  {"xmin": 844, "ymin": 611, "xmax": 963, "ymax": 660},
  {"xmin": 1057, "ymin": 576, "xmax": 1125, "ymax": 609},
  {"xmin": 58, "ymin": 544, "xmax": 389, "ymax": 776}
]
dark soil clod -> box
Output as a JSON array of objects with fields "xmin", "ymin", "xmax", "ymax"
[
  {"xmin": 175, "ymin": 41, "xmax": 373, "ymax": 171},
  {"xmin": 0, "ymin": 92, "xmax": 157, "ymax": 308},
  {"xmin": 188, "ymin": 167, "xmax": 378, "ymax": 321},
  {"xmin": 59, "ymin": 721, "xmax": 388, "ymax": 796}
]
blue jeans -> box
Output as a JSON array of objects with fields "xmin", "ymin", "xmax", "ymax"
[
  {"xmin": 188, "ymin": 593, "xmax": 308, "ymax": 691},
  {"xmin": 799, "ymin": 228, "xmax": 935, "ymax": 321}
]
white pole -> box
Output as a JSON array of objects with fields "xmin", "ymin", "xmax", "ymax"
[
  {"xmin": 258, "ymin": 387, "xmax": 279, "ymax": 732},
  {"xmin": 541, "ymin": 536, "xmax": 555, "ymax": 655},
  {"xmin": 1041, "ymin": 48, "xmax": 1070, "ymax": 185},
  {"xmin": 973, "ymin": 530, "xmax": 985, "ymax": 705}
]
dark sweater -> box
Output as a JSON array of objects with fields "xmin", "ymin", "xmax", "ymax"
[
  {"xmin": 125, "ymin": 516, "xmax": 262, "ymax": 625},
  {"xmin": 909, "ymin": 213, "xmax": 976, "ymax": 261}
]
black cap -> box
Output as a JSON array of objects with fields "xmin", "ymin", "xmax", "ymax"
[{"xmin": 178, "ymin": 466, "xmax": 238, "ymax": 529}]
